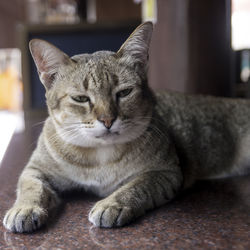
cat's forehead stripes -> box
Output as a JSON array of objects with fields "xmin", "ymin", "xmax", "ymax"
[
  {"xmin": 104, "ymin": 72, "xmax": 109, "ymax": 82},
  {"xmin": 82, "ymin": 63, "xmax": 119, "ymax": 90},
  {"xmin": 109, "ymin": 73, "xmax": 119, "ymax": 86},
  {"xmin": 101, "ymin": 70, "xmax": 119, "ymax": 87},
  {"xmin": 71, "ymin": 53, "xmax": 120, "ymax": 91},
  {"xmin": 89, "ymin": 73, "xmax": 98, "ymax": 88},
  {"xmin": 83, "ymin": 78, "xmax": 88, "ymax": 90}
]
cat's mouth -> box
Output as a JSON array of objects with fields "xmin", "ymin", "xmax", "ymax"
[{"xmin": 95, "ymin": 130, "xmax": 120, "ymax": 139}]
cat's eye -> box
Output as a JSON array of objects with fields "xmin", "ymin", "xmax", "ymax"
[
  {"xmin": 71, "ymin": 95, "xmax": 90, "ymax": 103},
  {"xmin": 116, "ymin": 88, "xmax": 133, "ymax": 99}
]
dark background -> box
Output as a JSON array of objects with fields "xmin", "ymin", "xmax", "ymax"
[{"xmin": 0, "ymin": 0, "xmax": 233, "ymax": 104}]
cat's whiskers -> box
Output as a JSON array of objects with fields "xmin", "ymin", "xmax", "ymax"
[
  {"xmin": 48, "ymin": 126, "xmax": 82, "ymax": 145},
  {"xmin": 140, "ymin": 132, "xmax": 155, "ymax": 149},
  {"xmin": 121, "ymin": 125, "xmax": 154, "ymax": 149},
  {"xmin": 137, "ymin": 115, "xmax": 166, "ymax": 127},
  {"xmin": 65, "ymin": 129, "xmax": 85, "ymax": 144},
  {"xmin": 132, "ymin": 119, "xmax": 168, "ymax": 140},
  {"xmin": 31, "ymin": 120, "xmax": 46, "ymax": 128},
  {"xmin": 116, "ymin": 120, "xmax": 147, "ymax": 143},
  {"xmin": 62, "ymin": 122, "xmax": 95, "ymax": 130},
  {"xmin": 63, "ymin": 121, "xmax": 94, "ymax": 125},
  {"xmin": 136, "ymin": 115, "xmax": 167, "ymax": 132}
]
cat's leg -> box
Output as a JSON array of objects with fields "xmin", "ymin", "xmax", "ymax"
[
  {"xmin": 3, "ymin": 166, "xmax": 60, "ymax": 233},
  {"xmin": 89, "ymin": 170, "xmax": 183, "ymax": 227}
]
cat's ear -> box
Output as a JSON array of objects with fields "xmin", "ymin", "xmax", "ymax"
[
  {"xmin": 117, "ymin": 22, "xmax": 153, "ymax": 69},
  {"xmin": 29, "ymin": 39, "xmax": 70, "ymax": 90}
]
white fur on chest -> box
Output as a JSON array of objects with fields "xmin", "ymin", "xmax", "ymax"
[
  {"xmin": 45, "ymin": 140, "xmax": 136, "ymax": 197},
  {"xmin": 94, "ymin": 146, "xmax": 116, "ymax": 165}
]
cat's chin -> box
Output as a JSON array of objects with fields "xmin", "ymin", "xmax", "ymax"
[
  {"xmin": 95, "ymin": 130, "xmax": 119, "ymax": 139},
  {"xmin": 57, "ymin": 129, "xmax": 143, "ymax": 148},
  {"xmin": 62, "ymin": 134, "xmax": 126, "ymax": 147}
]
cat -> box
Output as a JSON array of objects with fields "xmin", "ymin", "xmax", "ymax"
[{"xmin": 3, "ymin": 22, "xmax": 250, "ymax": 233}]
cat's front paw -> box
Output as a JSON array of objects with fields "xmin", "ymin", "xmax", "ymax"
[
  {"xmin": 89, "ymin": 199, "xmax": 134, "ymax": 228},
  {"xmin": 3, "ymin": 205, "xmax": 48, "ymax": 233}
]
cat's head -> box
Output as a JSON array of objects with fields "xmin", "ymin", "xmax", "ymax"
[{"xmin": 29, "ymin": 22, "xmax": 154, "ymax": 147}]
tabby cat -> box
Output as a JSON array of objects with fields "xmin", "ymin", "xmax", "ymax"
[{"xmin": 3, "ymin": 22, "xmax": 250, "ymax": 233}]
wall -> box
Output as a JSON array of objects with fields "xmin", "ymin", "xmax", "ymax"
[
  {"xmin": 149, "ymin": 0, "xmax": 189, "ymax": 93},
  {"xmin": 96, "ymin": 0, "xmax": 141, "ymax": 22},
  {"xmin": 187, "ymin": 0, "xmax": 231, "ymax": 96},
  {"xmin": 0, "ymin": 0, "xmax": 25, "ymax": 48},
  {"xmin": 149, "ymin": 0, "xmax": 232, "ymax": 96}
]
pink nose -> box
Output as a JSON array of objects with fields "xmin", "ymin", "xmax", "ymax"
[{"xmin": 98, "ymin": 117, "xmax": 116, "ymax": 129}]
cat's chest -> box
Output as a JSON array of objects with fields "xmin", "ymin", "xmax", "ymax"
[
  {"xmin": 61, "ymin": 152, "xmax": 134, "ymax": 197},
  {"xmin": 46, "ymin": 141, "xmax": 139, "ymax": 196},
  {"xmin": 93, "ymin": 147, "xmax": 117, "ymax": 164}
]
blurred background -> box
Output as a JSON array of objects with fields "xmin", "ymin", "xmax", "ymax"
[{"xmin": 0, "ymin": 0, "xmax": 250, "ymax": 163}]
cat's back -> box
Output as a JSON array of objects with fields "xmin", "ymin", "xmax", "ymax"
[
  {"xmin": 155, "ymin": 91, "xmax": 250, "ymax": 127},
  {"xmin": 154, "ymin": 91, "xmax": 250, "ymax": 181}
]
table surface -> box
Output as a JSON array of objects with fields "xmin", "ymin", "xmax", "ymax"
[{"xmin": 0, "ymin": 115, "xmax": 249, "ymax": 249}]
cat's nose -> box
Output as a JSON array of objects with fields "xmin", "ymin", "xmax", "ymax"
[{"xmin": 98, "ymin": 116, "xmax": 116, "ymax": 129}]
